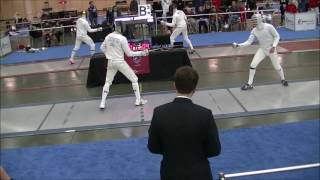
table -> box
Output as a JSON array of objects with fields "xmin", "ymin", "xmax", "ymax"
[{"xmin": 86, "ymin": 48, "xmax": 192, "ymax": 87}]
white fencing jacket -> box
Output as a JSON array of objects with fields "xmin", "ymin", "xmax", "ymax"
[
  {"xmin": 76, "ymin": 17, "xmax": 99, "ymax": 37},
  {"xmin": 100, "ymin": 32, "xmax": 144, "ymax": 61},
  {"xmin": 165, "ymin": 10, "xmax": 187, "ymax": 28},
  {"xmin": 238, "ymin": 23, "xmax": 280, "ymax": 55}
]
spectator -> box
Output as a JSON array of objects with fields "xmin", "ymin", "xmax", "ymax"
[
  {"xmin": 246, "ymin": 0, "xmax": 257, "ymax": 18},
  {"xmin": 106, "ymin": 7, "xmax": 114, "ymax": 25},
  {"xmin": 209, "ymin": 6, "xmax": 224, "ymax": 32},
  {"xmin": 286, "ymin": 0, "xmax": 298, "ymax": 13},
  {"xmin": 308, "ymin": 0, "xmax": 318, "ymax": 11},
  {"xmin": 298, "ymin": 0, "xmax": 308, "ymax": 12},
  {"xmin": 148, "ymin": 66, "xmax": 221, "ymax": 180},
  {"xmin": 280, "ymin": 0, "xmax": 288, "ymax": 25},
  {"xmin": 88, "ymin": 1, "xmax": 98, "ymax": 26},
  {"xmin": 184, "ymin": 6, "xmax": 197, "ymax": 33},
  {"xmin": 45, "ymin": 32, "xmax": 52, "ymax": 47},
  {"xmin": 239, "ymin": 2, "xmax": 246, "ymax": 30},
  {"xmin": 308, "ymin": 0, "xmax": 319, "ymax": 24},
  {"xmin": 212, "ymin": 0, "xmax": 222, "ymax": 11},
  {"xmin": 53, "ymin": 21, "xmax": 63, "ymax": 44},
  {"xmin": 193, "ymin": 0, "xmax": 201, "ymax": 14},
  {"xmin": 227, "ymin": 0, "xmax": 240, "ymax": 27},
  {"xmin": 129, "ymin": 0, "xmax": 138, "ymax": 15},
  {"xmin": 177, "ymin": 0, "xmax": 184, "ymax": 10},
  {"xmin": 197, "ymin": 5, "xmax": 210, "ymax": 33}
]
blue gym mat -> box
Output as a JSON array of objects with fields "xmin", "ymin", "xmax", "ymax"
[
  {"xmin": 1, "ymin": 27, "xmax": 319, "ymax": 65},
  {"xmin": 1, "ymin": 119, "xmax": 319, "ymax": 179}
]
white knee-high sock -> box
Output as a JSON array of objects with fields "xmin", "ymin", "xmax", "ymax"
[
  {"xmin": 101, "ymin": 83, "xmax": 110, "ymax": 104},
  {"xmin": 132, "ymin": 82, "xmax": 141, "ymax": 101},
  {"xmin": 277, "ymin": 67, "xmax": 285, "ymax": 80},
  {"xmin": 185, "ymin": 38, "xmax": 194, "ymax": 50},
  {"xmin": 248, "ymin": 68, "xmax": 256, "ymax": 85},
  {"xmin": 70, "ymin": 50, "xmax": 76, "ymax": 60}
]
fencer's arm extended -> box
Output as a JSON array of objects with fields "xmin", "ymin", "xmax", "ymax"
[
  {"xmin": 238, "ymin": 31, "xmax": 255, "ymax": 47},
  {"xmin": 83, "ymin": 20, "xmax": 100, "ymax": 33},
  {"xmin": 164, "ymin": 15, "xmax": 177, "ymax": 27},
  {"xmin": 121, "ymin": 38, "xmax": 145, "ymax": 57},
  {"xmin": 269, "ymin": 25, "xmax": 280, "ymax": 47}
]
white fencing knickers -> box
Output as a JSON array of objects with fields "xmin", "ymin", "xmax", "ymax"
[
  {"xmin": 70, "ymin": 35, "xmax": 95, "ymax": 60},
  {"xmin": 247, "ymin": 48, "xmax": 285, "ymax": 85},
  {"xmin": 100, "ymin": 60, "xmax": 142, "ymax": 105},
  {"xmin": 170, "ymin": 25, "xmax": 194, "ymax": 50}
]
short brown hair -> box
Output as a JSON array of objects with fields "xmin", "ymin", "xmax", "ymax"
[{"xmin": 174, "ymin": 66, "xmax": 199, "ymax": 94}]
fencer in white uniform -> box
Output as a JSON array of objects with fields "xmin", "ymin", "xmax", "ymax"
[
  {"xmin": 99, "ymin": 23, "xmax": 148, "ymax": 109},
  {"xmin": 161, "ymin": 4, "xmax": 195, "ymax": 52},
  {"xmin": 233, "ymin": 14, "xmax": 288, "ymax": 90},
  {"xmin": 161, "ymin": 0, "xmax": 172, "ymax": 17},
  {"xmin": 69, "ymin": 11, "xmax": 102, "ymax": 64}
]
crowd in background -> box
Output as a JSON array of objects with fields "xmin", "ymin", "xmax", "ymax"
[{"xmin": 2, "ymin": 0, "xmax": 319, "ymax": 48}]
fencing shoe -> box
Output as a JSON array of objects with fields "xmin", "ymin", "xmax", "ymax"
[
  {"xmin": 189, "ymin": 49, "xmax": 196, "ymax": 54},
  {"xmin": 99, "ymin": 101, "xmax": 105, "ymax": 109},
  {"xmin": 135, "ymin": 99, "xmax": 147, "ymax": 106},
  {"xmin": 281, "ymin": 80, "xmax": 288, "ymax": 87},
  {"xmin": 69, "ymin": 59, "xmax": 75, "ymax": 65},
  {"xmin": 241, "ymin": 83, "xmax": 254, "ymax": 90}
]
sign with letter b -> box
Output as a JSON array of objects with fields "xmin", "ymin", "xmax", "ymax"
[{"xmin": 138, "ymin": 4, "xmax": 151, "ymax": 17}]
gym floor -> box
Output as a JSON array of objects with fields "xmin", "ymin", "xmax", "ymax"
[{"xmin": 1, "ymin": 39, "xmax": 319, "ymax": 149}]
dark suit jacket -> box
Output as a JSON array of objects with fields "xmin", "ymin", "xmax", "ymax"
[{"xmin": 148, "ymin": 97, "xmax": 221, "ymax": 180}]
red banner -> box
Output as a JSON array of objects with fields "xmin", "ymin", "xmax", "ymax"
[{"xmin": 124, "ymin": 41, "xmax": 150, "ymax": 75}]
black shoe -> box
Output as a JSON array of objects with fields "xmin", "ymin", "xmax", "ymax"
[
  {"xmin": 241, "ymin": 83, "xmax": 254, "ymax": 90},
  {"xmin": 189, "ymin": 49, "xmax": 195, "ymax": 54},
  {"xmin": 281, "ymin": 80, "xmax": 288, "ymax": 86}
]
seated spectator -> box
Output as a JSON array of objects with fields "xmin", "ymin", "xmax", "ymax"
[
  {"xmin": 209, "ymin": 5, "xmax": 224, "ymax": 32},
  {"xmin": 227, "ymin": 0, "xmax": 240, "ymax": 26},
  {"xmin": 196, "ymin": 5, "xmax": 210, "ymax": 33},
  {"xmin": 286, "ymin": 0, "xmax": 298, "ymax": 13},
  {"xmin": 184, "ymin": 6, "xmax": 197, "ymax": 33}
]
